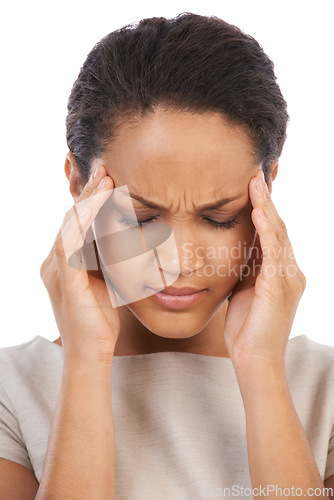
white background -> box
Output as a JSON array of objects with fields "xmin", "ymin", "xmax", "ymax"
[{"xmin": 1, "ymin": 0, "xmax": 333, "ymax": 348}]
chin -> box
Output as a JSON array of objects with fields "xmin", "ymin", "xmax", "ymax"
[
  {"xmin": 150, "ymin": 326, "xmax": 202, "ymax": 340},
  {"xmin": 128, "ymin": 303, "xmax": 213, "ymax": 339}
]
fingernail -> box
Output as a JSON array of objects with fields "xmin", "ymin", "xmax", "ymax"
[
  {"xmin": 97, "ymin": 178, "xmax": 105, "ymax": 189},
  {"xmin": 93, "ymin": 167, "xmax": 100, "ymax": 179},
  {"xmin": 260, "ymin": 170, "xmax": 265, "ymax": 182},
  {"xmin": 256, "ymin": 180, "xmax": 263, "ymax": 193}
]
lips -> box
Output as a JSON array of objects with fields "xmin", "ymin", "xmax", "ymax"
[
  {"xmin": 147, "ymin": 286, "xmax": 206, "ymax": 310},
  {"xmin": 149, "ymin": 286, "xmax": 205, "ymax": 296}
]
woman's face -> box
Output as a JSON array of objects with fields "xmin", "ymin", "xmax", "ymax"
[{"xmin": 91, "ymin": 109, "xmax": 263, "ymax": 340}]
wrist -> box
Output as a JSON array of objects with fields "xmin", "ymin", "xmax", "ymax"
[
  {"xmin": 62, "ymin": 345, "xmax": 114, "ymax": 367},
  {"xmin": 63, "ymin": 352, "xmax": 113, "ymax": 379},
  {"xmin": 231, "ymin": 347, "xmax": 286, "ymax": 379},
  {"xmin": 232, "ymin": 358, "xmax": 288, "ymax": 402}
]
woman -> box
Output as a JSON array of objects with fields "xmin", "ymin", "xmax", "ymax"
[{"xmin": 0, "ymin": 12, "xmax": 333, "ymax": 499}]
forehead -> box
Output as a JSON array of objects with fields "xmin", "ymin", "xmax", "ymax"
[
  {"xmin": 105, "ymin": 109, "xmax": 254, "ymax": 164},
  {"xmin": 98, "ymin": 109, "xmax": 259, "ymax": 198}
]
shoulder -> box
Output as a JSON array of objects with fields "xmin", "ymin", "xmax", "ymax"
[
  {"xmin": 286, "ymin": 334, "xmax": 334, "ymax": 382},
  {"xmin": 0, "ymin": 336, "xmax": 63, "ymax": 398},
  {"xmin": 0, "ymin": 336, "xmax": 46, "ymax": 376},
  {"xmin": 0, "ymin": 337, "xmax": 37, "ymax": 381}
]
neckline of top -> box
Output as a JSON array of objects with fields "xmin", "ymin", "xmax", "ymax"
[{"xmin": 32, "ymin": 334, "xmax": 307, "ymax": 361}]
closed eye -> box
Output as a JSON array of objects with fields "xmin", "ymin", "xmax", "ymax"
[{"xmin": 117, "ymin": 215, "xmax": 241, "ymax": 231}]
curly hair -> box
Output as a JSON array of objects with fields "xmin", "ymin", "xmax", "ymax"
[{"xmin": 66, "ymin": 12, "xmax": 289, "ymax": 185}]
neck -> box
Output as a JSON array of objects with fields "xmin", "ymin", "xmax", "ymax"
[{"xmin": 113, "ymin": 299, "xmax": 230, "ymax": 357}]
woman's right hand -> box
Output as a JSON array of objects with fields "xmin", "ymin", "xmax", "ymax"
[{"xmin": 40, "ymin": 165, "xmax": 120, "ymax": 365}]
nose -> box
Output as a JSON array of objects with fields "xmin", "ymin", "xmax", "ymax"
[{"xmin": 159, "ymin": 223, "xmax": 205, "ymax": 278}]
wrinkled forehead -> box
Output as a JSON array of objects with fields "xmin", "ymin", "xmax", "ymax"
[{"xmin": 96, "ymin": 109, "xmax": 259, "ymax": 202}]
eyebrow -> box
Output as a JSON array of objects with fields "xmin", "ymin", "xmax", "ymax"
[{"xmin": 128, "ymin": 192, "xmax": 245, "ymax": 211}]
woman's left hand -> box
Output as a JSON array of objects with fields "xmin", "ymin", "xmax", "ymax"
[{"xmin": 223, "ymin": 168, "xmax": 307, "ymax": 371}]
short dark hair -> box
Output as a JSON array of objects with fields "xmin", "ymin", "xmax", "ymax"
[{"xmin": 66, "ymin": 12, "xmax": 289, "ymax": 185}]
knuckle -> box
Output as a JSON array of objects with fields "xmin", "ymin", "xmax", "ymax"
[
  {"xmin": 40, "ymin": 260, "xmax": 53, "ymax": 286},
  {"xmin": 40, "ymin": 261, "xmax": 47, "ymax": 281},
  {"xmin": 54, "ymin": 234, "xmax": 65, "ymax": 258},
  {"xmin": 41, "ymin": 268, "xmax": 51, "ymax": 286},
  {"xmin": 299, "ymin": 271, "xmax": 307, "ymax": 292},
  {"xmin": 277, "ymin": 217, "xmax": 287, "ymax": 233},
  {"xmin": 275, "ymin": 228, "xmax": 286, "ymax": 245},
  {"xmin": 288, "ymin": 274, "xmax": 305, "ymax": 297},
  {"xmin": 40, "ymin": 253, "xmax": 52, "ymax": 282}
]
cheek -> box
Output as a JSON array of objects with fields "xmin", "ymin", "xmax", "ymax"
[{"xmin": 203, "ymin": 221, "xmax": 256, "ymax": 284}]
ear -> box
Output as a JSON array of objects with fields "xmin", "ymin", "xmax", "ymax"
[
  {"xmin": 64, "ymin": 151, "xmax": 86, "ymax": 201},
  {"xmin": 267, "ymin": 158, "xmax": 279, "ymax": 195}
]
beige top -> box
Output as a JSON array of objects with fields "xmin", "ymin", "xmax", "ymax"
[{"xmin": 0, "ymin": 334, "xmax": 334, "ymax": 498}]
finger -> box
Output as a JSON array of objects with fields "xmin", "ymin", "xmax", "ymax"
[
  {"xmin": 250, "ymin": 170, "xmax": 303, "ymax": 287},
  {"xmin": 241, "ymin": 231, "xmax": 263, "ymax": 283},
  {"xmin": 250, "ymin": 170, "xmax": 297, "ymax": 277},
  {"xmin": 55, "ymin": 169, "xmax": 114, "ymax": 282},
  {"xmin": 251, "ymin": 204, "xmax": 283, "ymax": 289},
  {"xmin": 56, "ymin": 163, "xmax": 110, "ymax": 255},
  {"xmin": 59, "ymin": 164, "xmax": 107, "ymax": 233},
  {"xmin": 260, "ymin": 178, "xmax": 300, "ymax": 270},
  {"xmin": 251, "ymin": 170, "xmax": 291, "ymax": 250}
]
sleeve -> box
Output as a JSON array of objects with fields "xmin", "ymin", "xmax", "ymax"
[
  {"xmin": 0, "ymin": 379, "xmax": 33, "ymax": 471},
  {"xmin": 325, "ymin": 422, "xmax": 334, "ymax": 481}
]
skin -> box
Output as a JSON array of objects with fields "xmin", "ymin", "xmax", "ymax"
[
  {"xmin": 53, "ymin": 109, "xmax": 277, "ymax": 357},
  {"xmin": 49, "ymin": 109, "xmax": 333, "ymax": 491}
]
